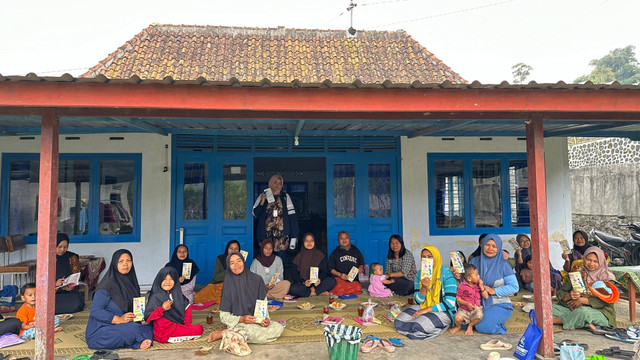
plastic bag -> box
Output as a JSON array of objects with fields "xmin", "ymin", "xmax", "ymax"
[
  {"xmin": 0, "ymin": 285, "xmax": 18, "ymax": 306},
  {"xmin": 362, "ymin": 304, "xmax": 375, "ymax": 322},
  {"xmin": 560, "ymin": 342, "xmax": 585, "ymax": 360}
]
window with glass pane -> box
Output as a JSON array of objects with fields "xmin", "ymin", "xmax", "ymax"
[
  {"xmin": 434, "ymin": 160, "xmax": 464, "ymax": 228},
  {"xmin": 8, "ymin": 160, "xmax": 91, "ymax": 236},
  {"xmin": 369, "ymin": 164, "xmax": 391, "ymax": 218},
  {"xmin": 100, "ymin": 160, "xmax": 135, "ymax": 234},
  {"xmin": 333, "ymin": 164, "xmax": 356, "ymax": 218},
  {"xmin": 223, "ymin": 164, "xmax": 246, "ymax": 220},
  {"xmin": 472, "ymin": 160, "xmax": 502, "ymax": 228},
  {"xmin": 509, "ymin": 160, "xmax": 529, "ymax": 227},
  {"xmin": 183, "ymin": 163, "xmax": 208, "ymax": 221}
]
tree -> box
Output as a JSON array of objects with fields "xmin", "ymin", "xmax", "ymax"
[
  {"xmin": 512, "ymin": 63, "xmax": 533, "ymax": 84},
  {"xmin": 575, "ymin": 45, "xmax": 640, "ymax": 84}
]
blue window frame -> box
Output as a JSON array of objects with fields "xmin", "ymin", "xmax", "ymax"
[
  {"xmin": 427, "ymin": 153, "xmax": 530, "ymax": 235},
  {"xmin": 1, "ymin": 153, "xmax": 142, "ymax": 243}
]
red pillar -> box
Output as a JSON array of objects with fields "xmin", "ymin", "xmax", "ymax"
[
  {"xmin": 525, "ymin": 116, "xmax": 554, "ymax": 358},
  {"xmin": 35, "ymin": 108, "xmax": 59, "ymax": 360}
]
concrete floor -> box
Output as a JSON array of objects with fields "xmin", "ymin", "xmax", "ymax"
[{"xmin": 52, "ymin": 330, "xmax": 635, "ymax": 360}]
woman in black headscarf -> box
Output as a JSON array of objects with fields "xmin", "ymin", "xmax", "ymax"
[
  {"xmin": 54, "ymin": 233, "xmax": 85, "ymax": 314},
  {"xmin": 144, "ymin": 267, "xmax": 203, "ymax": 343},
  {"xmin": 85, "ymin": 249, "xmax": 153, "ymax": 350},
  {"xmin": 165, "ymin": 244, "xmax": 200, "ymax": 304},
  {"xmin": 194, "ymin": 240, "xmax": 240, "ymax": 304},
  {"xmin": 563, "ymin": 230, "xmax": 592, "ymax": 272},
  {"xmin": 209, "ymin": 252, "xmax": 283, "ymax": 344}
]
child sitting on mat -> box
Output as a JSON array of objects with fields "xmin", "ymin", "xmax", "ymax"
[
  {"xmin": 450, "ymin": 263, "xmax": 488, "ymax": 335},
  {"xmin": 368, "ymin": 263, "xmax": 393, "ymax": 297},
  {"xmin": 17, "ymin": 283, "xmax": 62, "ymax": 340},
  {"xmin": 520, "ymin": 255, "xmax": 534, "ymax": 292}
]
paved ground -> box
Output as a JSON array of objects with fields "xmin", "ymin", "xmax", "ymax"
[{"xmin": 51, "ymin": 329, "xmax": 635, "ymax": 360}]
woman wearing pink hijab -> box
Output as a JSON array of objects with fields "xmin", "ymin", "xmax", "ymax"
[{"xmin": 552, "ymin": 247, "xmax": 617, "ymax": 331}]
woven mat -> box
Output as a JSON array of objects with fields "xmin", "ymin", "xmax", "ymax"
[{"xmin": 6, "ymin": 292, "xmax": 628, "ymax": 357}]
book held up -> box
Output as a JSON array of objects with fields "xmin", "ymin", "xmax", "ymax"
[
  {"xmin": 182, "ymin": 263, "xmax": 192, "ymax": 279},
  {"xmin": 347, "ymin": 266, "xmax": 359, "ymax": 282},
  {"xmin": 450, "ymin": 252, "xmax": 464, "ymax": 273},
  {"xmin": 309, "ymin": 267, "xmax": 319, "ymax": 283},
  {"xmin": 569, "ymin": 272, "xmax": 586, "ymax": 293},
  {"xmin": 421, "ymin": 258, "xmax": 433, "ymax": 280},
  {"xmin": 133, "ymin": 297, "xmax": 146, "ymax": 322},
  {"xmin": 559, "ymin": 240, "xmax": 571, "ymax": 255},
  {"xmin": 253, "ymin": 299, "xmax": 268, "ymax": 323}
]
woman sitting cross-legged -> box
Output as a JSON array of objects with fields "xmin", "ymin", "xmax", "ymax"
[
  {"xmin": 165, "ymin": 244, "xmax": 200, "ymax": 304},
  {"xmin": 384, "ymin": 234, "xmax": 417, "ymax": 296},
  {"xmin": 394, "ymin": 245, "xmax": 457, "ymax": 340},
  {"xmin": 552, "ymin": 246, "xmax": 617, "ymax": 331},
  {"xmin": 250, "ymin": 239, "xmax": 291, "ymax": 299},
  {"xmin": 208, "ymin": 252, "xmax": 283, "ymax": 344},
  {"xmin": 194, "ymin": 240, "xmax": 240, "ymax": 304},
  {"xmin": 288, "ymin": 233, "xmax": 336, "ymax": 298},
  {"xmin": 85, "ymin": 249, "xmax": 153, "ymax": 350},
  {"xmin": 469, "ymin": 234, "xmax": 519, "ymax": 335},
  {"xmin": 54, "ymin": 233, "xmax": 85, "ymax": 314},
  {"xmin": 144, "ymin": 267, "xmax": 203, "ymax": 343},
  {"xmin": 328, "ymin": 230, "xmax": 365, "ymax": 295}
]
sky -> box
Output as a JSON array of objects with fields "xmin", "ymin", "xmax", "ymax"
[{"xmin": 1, "ymin": 0, "xmax": 639, "ymax": 84}]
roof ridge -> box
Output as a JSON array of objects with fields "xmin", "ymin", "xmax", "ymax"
[{"xmin": 151, "ymin": 23, "xmax": 405, "ymax": 35}]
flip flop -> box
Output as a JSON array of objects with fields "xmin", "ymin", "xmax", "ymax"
[
  {"xmin": 377, "ymin": 338, "xmax": 396, "ymax": 353},
  {"xmin": 387, "ymin": 338, "xmax": 405, "ymax": 347},
  {"xmin": 596, "ymin": 346, "xmax": 635, "ymax": 359},
  {"xmin": 588, "ymin": 325, "xmax": 617, "ymax": 335},
  {"xmin": 604, "ymin": 333, "xmax": 636, "ymax": 344},
  {"xmin": 360, "ymin": 338, "xmax": 379, "ymax": 353},
  {"xmin": 480, "ymin": 339, "xmax": 513, "ymax": 350},
  {"xmin": 557, "ymin": 339, "xmax": 589, "ymax": 350}
]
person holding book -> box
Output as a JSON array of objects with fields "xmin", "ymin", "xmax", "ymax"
[
  {"xmin": 288, "ymin": 233, "xmax": 336, "ymax": 298},
  {"xmin": 54, "ymin": 233, "xmax": 86, "ymax": 314},
  {"xmin": 328, "ymin": 230, "xmax": 365, "ymax": 295},
  {"xmin": 165, "ymin": 244, "xmax": 200, "ymax": 304},
  {"xmin": 250, "ymin": 239, "xmax": 290, "ymax": 299},
  {"xmin": 552, "ymin": 246, "xmax": 617, "ymax": 330},
  {"xmin": 144, "ymin": 267, "xmax": 203, "ymax": 343},
  {"xmin": 208, "ymin": 251, "xmax": 283, "ymax": 344},
  {"xmin": 368, "ymin": 263, "xmax": 393, "ymax": 297},
  {"xmin": 562, "ymin": 230, "xmax": 591, "ymax": 272},
  {"xmin": 85, "ymin": 249, "xmax": 153, "ymax": 350},
  {"xmin": 470, "ymin": 234, "xmax": 519, "ymax": 335},
  {"xmin": 194, "ymin": 240, "xmax": 241, "ymax": 304},
  {"xmin": 385, "ymin": 234, "xmax": 417, "ymax": 296},
  {"xmin": 252, "ymin": 173, "xmax": 299, "ymax": 262},
  {"xmin": 394, "ymin": 245, "xmax": 457, "ymax": 340}
]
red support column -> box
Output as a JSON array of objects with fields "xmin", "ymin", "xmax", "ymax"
[
  {"xmin": 35, "ymin": 109, "xmax": 59, "ymax": 360},
  {"xmin": 525, "ymin": 116, "xmax": 554, "ymax": 358}
]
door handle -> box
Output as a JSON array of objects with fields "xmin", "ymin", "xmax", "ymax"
[{"xmin": 177, "ymin": 227, "xmax": 184, "ymax": 244}]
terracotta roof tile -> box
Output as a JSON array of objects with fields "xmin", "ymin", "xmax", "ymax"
[{"xmin": 82, "ymin": 24, "xmax": 466, "ymax": 84}]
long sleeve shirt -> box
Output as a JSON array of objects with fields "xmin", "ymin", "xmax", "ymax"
[
  {"xmin": 386, "ymin": 251, "xmax": 417, "ymax": 280},
  {"xmin": 250, "ymin": 257, "xmax": 285, "ymax": 285},
  {"xmin": 413, "ymin": 266, "xmax": 457, "ymax": 318}
]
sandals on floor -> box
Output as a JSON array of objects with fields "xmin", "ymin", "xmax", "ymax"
[
  {"xmin": 604, "ymin": 332, "xmax": 636, "ymax": 343},
  {"xmin": 360, "ymin": 338, "xmax": 379, "ymax": 353},
  {"xmin": 377, "ymin": 338, "xmax": 396, "ymax": 353},
  {"xmin": 596, "ymin": 346, "xmax": 635, "ymax": 359},
  {"xmin": 387, "ymin": 338, "xmax": 405, "ymax": 347},
  {"xmin": 557, "ymin": 339, "xmax": 589, "ymax": 350},
  {"xmin": 588, "ymin": 325, "xmax": 617, "ymax": 335},
  {"xmin": 480, "ymin": 339, "xmax": 513, "ymax": 350}
]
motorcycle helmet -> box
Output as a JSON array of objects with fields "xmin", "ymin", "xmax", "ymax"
[{"xmin": 588, "ymin": 281, "xmax": 619, "ymax": 303}]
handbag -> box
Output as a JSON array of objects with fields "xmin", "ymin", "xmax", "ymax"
[
  {"xmin": 514, "ymin": 309, "xmax": 543, "ymax": 360},
  {"xmin": 560, "ymin": 342, "xmax": 585, "ymax": 360}
]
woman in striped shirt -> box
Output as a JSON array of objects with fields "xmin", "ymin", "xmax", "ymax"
[{"xmin": 393, "ymin": 245, "xmax": 457, "ymax": 340}]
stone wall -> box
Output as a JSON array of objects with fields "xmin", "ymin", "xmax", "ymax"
[{"xmin": 570, "ymin": 137, "xmax": 640, "ymax": 235}]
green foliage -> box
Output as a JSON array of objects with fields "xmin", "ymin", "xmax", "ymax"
[
  {"xmin": 575, "ymin": 45, "xmax": 640, "ymax": 84},
  {"xmin": 511, "ymin": 63, "xmax": 533, "ymax": 84}
]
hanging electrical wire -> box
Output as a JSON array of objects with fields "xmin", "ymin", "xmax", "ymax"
[{"xmin": 360, "ymin": 0, "xmax": 410, "ymax": 6}]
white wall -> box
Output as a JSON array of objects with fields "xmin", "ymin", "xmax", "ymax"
[
  {"xmin": 0, "ymin": 133, "xmax": 172, "ymax": 285},
  {"xmin": 400, "ymin": 136, "xmax": 572, "ymax": 270}
]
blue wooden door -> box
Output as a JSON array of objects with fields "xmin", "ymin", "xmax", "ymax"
[
  {"xmin": 326, "ymin": 155, "xmax": 400, "ymax": 266},
  {"xmin": 174, "ymin": 154, "xmax": 252, "ymax": 284}
]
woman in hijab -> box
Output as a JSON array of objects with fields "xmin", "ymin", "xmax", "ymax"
[
  {"xmin": 209, "ymin": 252, "xmax": 283, "ymax": 344},
  {"xmin": 54, "ymin": 233, "xmax": 85, "ymax": 314},
  {"xmin": 562, "ymin": 230, "xmax": 591, "ymax": 272},
  {"xmin": 385, "ymin": 234, "xmax": 417, "ymax": 296},
  {"xmin": 253, "ymin": 174, "xmax": 299, "ymax": 262},
  {"xmin": 513, "ymin": 233, "xmax": 532, "ymax": 289},
  {"xmin": 194, "ymin": 240, "xmax": 240, "ymax": 304},
  {"xmin": 250, "ymin": 239, "xmax": 290, "ymax": 299},
  {"xmin": 85, "ymin": 249, "xmax": 153, "ymax": 350},
  {"xmin": 470, "ymin": 234, "xmax": 519, "ymax": 335},
  {"xmin": 145, "ymin": 267, "xmax": 203, "ymax": 343},
  {"xmin": 394, "ymin": 245, "xmax": 457, "ymax": 340},
  {"xmin": 289, "ymin": 233, "xmax": 336, "ymax": 297},
  {"xmin": 552, "ymin": 247, "xmax": 617, "ymax": 330},
  {"xmin": 165, "ymin": 244, "xmax": 200, "ymax": 304}
]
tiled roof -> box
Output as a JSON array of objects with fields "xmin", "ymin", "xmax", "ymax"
[{"xmin": 82, "ymin": 24, "xmax": 467, "ymax": 84}]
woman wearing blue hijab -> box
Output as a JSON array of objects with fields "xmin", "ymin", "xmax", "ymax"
[{"xmin": 469, "ymin": 234, "xmax": 519, "ymax": 334}]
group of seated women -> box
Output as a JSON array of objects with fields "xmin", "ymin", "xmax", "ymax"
[{"xmin": 83, "ymin": 227, "xmax": 616, "ymax": 350}]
